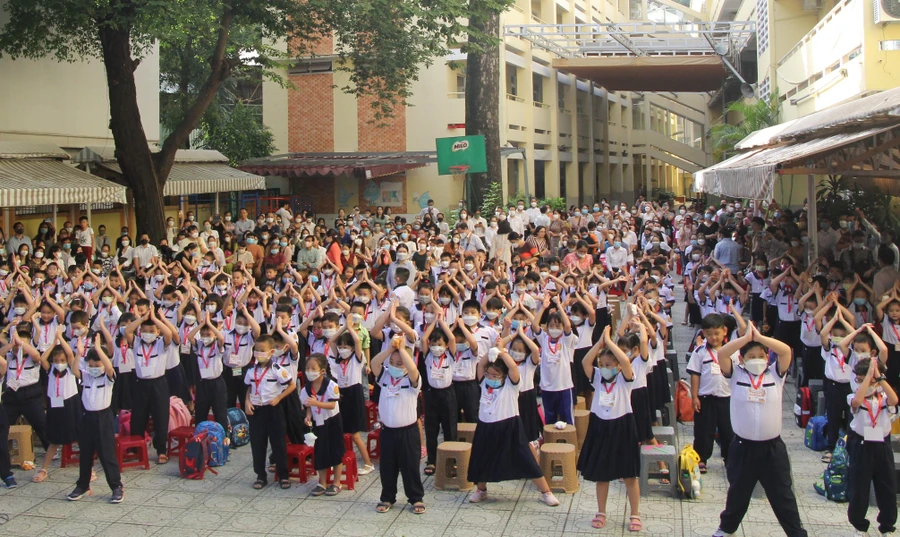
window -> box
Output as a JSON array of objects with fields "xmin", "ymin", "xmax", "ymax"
[
  {"xmin": 507, "ymin": 67, "xmax": 519, "ymax": 96},
  {"xmin": 558, "ymin": 82, "xmax": 567, "ymax": 110},
  {"xmin": 507, "ymin": 159, "xmax": 520, "ymax": 196},
  {"xmin": 535, "ymin": 160, "xmax": 546, "ymax": 199},
  {"xmin": 287, "ymin": 59, "xmax": 334, "ymax": 75},
  {"xmin": 532, "ymin": 73, "xmax": 544, "ymax": 103},
  {"xmin": 456, "ymin": 75, "xmax": 466, "ymax": 94},
  {"xmin": 559, "ymin": 162, "xmax": 567, "ymax": 200},
  {"xmin": 757, "ymin": 0, "xmax": 769, "ymax": 54},
  {"xmin": 629, "ymin": 0, "xmax": 643, "ymax": 19}
]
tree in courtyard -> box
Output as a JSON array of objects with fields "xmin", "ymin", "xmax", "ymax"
[
  {"xmin": 0, "ymin": 0, "xmax": 470, "ymax": 241},
  {"xmin": 709, "ymin": 98, "xmax": 780, "ymax": 162}
]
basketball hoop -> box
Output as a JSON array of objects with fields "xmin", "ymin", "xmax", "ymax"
[{"xmin": 449, "ymin": 165, "xmax": 470, "ymax": 182}]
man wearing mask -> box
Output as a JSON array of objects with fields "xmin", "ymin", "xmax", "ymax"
[
  {"xmin": 6, "ymin": 222, "xmax": 32, "ymax": 255},
  {"xmin": 96, "ymin": 225, "xmax": 111, "ymax": 252},
  {"xmin": 233, "ymin": 208, "xmax": 255, "ymax": 240},
  {"xmin": 132, "ymin": 234, "xmax": 159, "ymax": 282},
  {"xmin": 418, "ymin": 199, "xmax": 439, "ymax": 220},
  {"xmin": 815, "ymin": 215, "xmax": 840, "ymax": 261},
  {"xmin": 457, "ymin": 222, "xmax": 486, "ymax": 253},
  {"xmin": 525, "ymin": 197, "xmax": 541, "ymax": 224},
  {"xmin": 296, "ymin": 235, "xmax": 324, "ymax": 271}
]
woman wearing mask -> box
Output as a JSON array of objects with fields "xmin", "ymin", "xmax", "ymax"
[
  {"xmin": 116, "ymin": 235, "xmax": 135, "ymax": 278},
  {"xmin": 324, "ymin": 230, "xmax": 343, "ymax": 274},
  {"xmin": 34, "ymin": 221, "xmax": 56, "ymax": 250},
  {"xmin": 527, "ymin": 226, "xmax": 551, "ymax": 262},
  {"xmin": 547, "ymin": 210, "xmax": 567, "ymax": 253},
  {"xmin": 491, "ymin": 216, "xmax": 513, "ymax": 265},
  {"xmin": 373, "ymin": 238, "xmax": 394, "ymax": 277},
  {"xmin": 386, "ymin": 244, "xmax": 416, "ymax": 289}
]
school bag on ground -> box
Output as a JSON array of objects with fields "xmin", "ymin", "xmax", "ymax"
[
  {"xmin": 194, "ymin": 421, "xmax": 229, "ymax": 467},
  {"xmin": 678, "ymin": 444, "xmax": 702, "ymax": 499},
  {"xmin": 675, "ymin": 380, "xmax": 694, "ymax": 423},
  {"xmin": 794, "ymin": 386, "xmax": 812, "ymax": 428},
  {"xmin": 814, "ymin": 435, "xmax": 848, "ymax": 502},
  {"xmin": 169, "ymin": 396, "xmax": 192, "ymax": 433},
  {"xmin": 804, "ymin": 415, "xmax": 828, "ymax": 451},
  {"xmin": 117, "ymin": 410, "xmax": 131, "ymax": 435},
  {"xmin": 179, "ymin": 431, "xmax": 218, "ymax": 480},
  {"xmin": 227, "ymin": 407, "xmax": 250, "ymax": 447}
]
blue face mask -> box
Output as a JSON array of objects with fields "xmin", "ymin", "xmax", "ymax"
[
  {"xmin": 510, "ymin": 320, "xmax": 520, "ymax": 330},
  {"xmin": 599, "ymin": 367, "xmax": 618, "ymax": 381},
  {"xmin": 386, "ymin": 364, "xmax": 406, "ymax": 379},
  {"xmin": 247, "ymin": 238, "xmax": 257, "ymax": 245},
  {"xmin": 613, "ymin": 241, "xmax": 622, "ymax": 249},
  {"xmin": 853, "ymin": 297, "xmax": 866, "ymax": 306},
  {"xmin": 310, "ymin": 276, "xmax": 319, "ymax": 284},
  {"xmin": 485, "ymin": 378, "xmax": 503, "ymax": 389},
  {"xmin": 592, "ymin": 207, "xmax": 600, "ymax": 213},
  {"xmin": 581, "ymin": 209, "xmax": 588, "ymax": 215},
  {"xmin": 291, "ymin": 297, "xmax": 299, "ymax": 306}
]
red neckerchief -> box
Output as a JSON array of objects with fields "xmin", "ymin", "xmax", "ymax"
[
  {"xmin": 745, "ymin": 367, "xmax": 765, "ymax": 390},
  {"xmin": 139, "ymin": 341, "xmax": 154, "ymax": 366},
  {"xmin": 198, "ymin": 343, "xmax": 215, "ymax": 369},
  {"xmin": 252, "ymin": 365, "xmax": 270, "ymax": 395},
  {"xmin": 706, "ymin": 346, "xmax": 719, "ymax": 364},
  {"xmin": 602, "ymin": 378, "xmax": 617, "ymax": 394},
  {"xmin": 832, "ymin": 348, "xmax": 845, "ymax": 372},
  {"xmin": 310, "ymin": 382, "xmax": 326, "ymax": 414},
  {"xmin": 864, "ymin": 392, "xmax": 885, "ymax": 427},
  {"xmin": 119, "ymin": 338, "xmax": 128, "ymax": 364},
  {"xmin": 53, "ymin": 367, "xmax": 66, "ymax": 397},
  {"xmin": 547, "ymin": 335, "xmax": 560, "ymax": 355},
  {"xmin": 432, "ymin": 350, "xmax": 446, "ymax": 369},
  {"xmin": 337, "ymin": 356, "xmax": 351, "ymax": 378}
]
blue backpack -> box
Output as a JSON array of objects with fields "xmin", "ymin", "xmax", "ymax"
[
  {"xmin": 227, "ymin": 407, "xmax": 250, "ymax": 448},
  {"xmin": 814, "ymin": 435, "xmax": 848, "ymax": 502},
  {"xmin": 804, "ymin": 416, "xmax": 828, "ymax": 451},
  {"xmin": 194, "ymin": 421, "xmax": 229, "ymax": 467}
]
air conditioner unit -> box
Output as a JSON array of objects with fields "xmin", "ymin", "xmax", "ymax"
[{"xmin": 875, "ymin": 0, "xmax": 900, "ymax": 23}]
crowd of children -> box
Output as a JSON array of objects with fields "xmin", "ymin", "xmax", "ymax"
[{"xmin": 0, "ymin": 198, "xmax": 898, "ymax": 536}]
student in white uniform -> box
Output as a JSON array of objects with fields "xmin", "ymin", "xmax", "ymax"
[
  {"xmin": 32, "ymin": 328, "xmax": 79, "ymax": 483},
  {"xmin": 532, "ymin": 295, "xmax": 577, "ymax": 425},
  {"xmin": 327, "ymin": 320, "xmax": 374, "ymax": 475},
  {"xmin": 186, "ymin": 312, "xmax": 229, "ymax": 434},
  {"xmin": 125, "ymin": 310, "xmax": 173, "ymax": 463},
  {"xmin": 845, "ymin": 357, "xmax": 898, "ymax": 536},
  {"xmin": 0, "ymin": 323, "xmax": 50, "ymax": 454},
  {"xmin": 303, "ymin": 353, "xmax": 346, "ymax": 497},
  {"xmin": 420, "ymin": 314, "xmax": 458, "ymax": 476},
  {"xmin": 711, "ymin": 324, "xmax": 808, "ymax": 537}
]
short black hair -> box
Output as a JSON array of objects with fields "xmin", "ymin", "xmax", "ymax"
[{"xmin": 700, "ymin": 313, "xmax": 726, "ymax": 330}]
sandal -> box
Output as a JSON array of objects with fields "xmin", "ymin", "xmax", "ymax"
[
  {"xmin": 659, "ymin": 468, "xmax": 670, "ymax": 485},
  {"xmin": 268, "ymin": 464, "xmax": 276, "ymax": 473},
  {"xmin": 591, "ymin": 513, "xmax": 607, "ymax": 529},
  {"xmin": 280, "ymin": 479, "xmax": 292, "ymax": 489},
  {"xmin": 698, "ymin": 462, "xmax": 707, "ymax": 474},
  {"xmin": 629, "ymin": 515, "xmax": 642, "ymax": 532},
  {"xmin": 157, "ymin": 454, "xmax": 169, "ymax": 465},
  {"xmin": 252, "ymin": 479, "xmax": 267, "ymax": 490},
  {"xmin": 412, "ymin": 502, "xmax": 426, "ymax": 515},
  {"xmin": 310, "ymin": 485, "xmax": 327, "ymax": 497},
  {"xmin": 821, "ymin": 452, "xmax": 833, "ymax": 463},
  {"xmin": 376, "ymin": 501, "xmax": 393, "ymax": 513},
  {"xmin": 423, "ymin": 464, "xmax": 435, "ymax": 476},
  {"xmin": 325, "ymin": 484, "xmax": 341, "ymax": 496},
  {"xmin": 32, "ymin": 469, "xmax": 48, "ymax": 483}
]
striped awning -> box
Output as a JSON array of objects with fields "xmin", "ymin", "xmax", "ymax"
[
  {"xmin": 0, "ymin": 159, "xmax": 128, "ymax": 207},
  {"xmin": 98, "ymin": 162, "xmax": 266, "ymax": 196}
]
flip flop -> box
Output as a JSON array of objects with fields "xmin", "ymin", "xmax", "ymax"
[
  {"xmin": 591, "ymin": 513, "xmax": 607, "ymax": 529},
  {"xmin": 325, "ymin": 484, "xmax": 341, "ymax": 496},
  {"xmin": 659, "ymin": 468, "xmax": 670, "ymax": 485},
  {"xmin": 157, "ymin": 454, "xmax": 169, "ymax": 465},
  {"xmin": 252, "ymin": 479, "xmax": 266, "ymax": 490},
  {"xmin": 423, "ymin": 465, "xmax": 435, "ymax": 476},
  {"xmin": 32, "ymin": 469, "xmax": 48, "ymax": 483},
  {"xmin": 376, "ymin": 502, "xmax": 393, "ymax": 513},
  {"xmin": 412, "ymin": 502, "xmax": 426, "ymax": 515},
  {"xmin": 628, "ymin": 515, "xmax": 642, "ymax": 532},
  {"xmin": 280, "ymin": 479, "xmax": 292, "ymax": 489}
]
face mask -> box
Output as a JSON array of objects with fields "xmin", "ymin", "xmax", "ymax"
[
  {"xmin": 461, "ymin": 315, "xmax": 479, "ymax": 326},
  {"xmin": 455, "ymin": 343, "xmax": 469, "ymax": 353},
  {"xmin": 484, "ymin": 311, "xmax": 499, "ymax": 321},
  {"xmin": 430, "ymin": 345, "xmax": 446, "ymax": 356},
  {"xmin": 386, "ymin": 364, "xmax": 406, "ymax": 379},
  {"xmin": 853, "ymin": 297, "xmax": 866, "ymax": 306},
  {"xmin": 141, "ymin": 333, "xmax": 157, "ymax": 343},
  {"xmin": 547, "ymin": 328, "xmax": 563, "ymax": 339},
  {"xmin": 88, "ymin": 366, "xmax": 105, "ymax": 378},
  {"xmin": 570, "ymin": 315, "xmax": 583, "ymax": 325},
  {"xmin": 743, "ymin": 359, "xmax": 768, "ymax": 376},
  {"xmin": 253, "ymin": 351, "xmax": 271, "ymax": 365},
  {"xmin": 122, "ymin": 240, "xmax": 130, "ymax": 247},
  {"xmin": 831, "ymin": 336, "xmax": 845, "ymax": 345},
  {"xmin": 397, "ymin": 252, "xmax": 409, "ymax": 261},
  {"xmin": 235, "ymin": 325, "xmax": 250, "ymax": 335},
  {"xmin": 183, "ymin": 314, "xmax": 197, "ymax": 326},
  {"xmin": 337, "ymin": 347, "xmax": 353, "ymax": 359},
  {"xmin": 697, "ymin": 239, "xmax": 706, "ymax": 245},
  {"xmin": 199, "ymin": 336, "xmax": 214, "ymax": 346},
  {"xmin": 73, "ymin": 327, "xmax": 87, "ymax": 337},
  {"xmin": 509, "ymin": 350, "xmax": 527, "ymax": 362},
  {"xmin": 102, "ymin": 296, "xmax": 114, "ymax": 306},
  {"xmin": 485, "ymin": 378, "xmax": 503, "ymax": 389},
  {"xmin": 423, "ymin": 312, "xmax": 436, "ymax": 324},
  {"xmin": 305, "ymin": 370, "xmax": 321, "ymax": 382},
  {"xmin": 321, "ymin": 328, "xmax": 337, "ymax": 339},
  {"xmin": 599, "ymin": 367, "xmax": 618, "ymax": 381},
  {"xmin": 53, "ymin": 362, "xmax": 68, "ymax": 373},
  {"xmin": 526, "ymin": 283, "xmax": 536, "ymax": 291},
  {"xmin": 438, "ymin": 296, "xmax": 451, "ymax": 306}
]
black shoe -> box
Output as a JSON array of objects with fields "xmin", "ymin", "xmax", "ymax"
[
  {"xmin": 3, "ymin": 475, "xmax": 17, "ymax": 489},
  {"xmin": 110, "ymin": 487, "xmax": 124, "ymax": 504},
  {"xmin": 67, "ymin": 487, "xmax": 89, "ymax": 501}
]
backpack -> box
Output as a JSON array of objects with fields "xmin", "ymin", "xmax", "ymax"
[
  {"xmin": 227, "ymin": 407, "xmax": 250, "ymax": 447},
  {"xmin": 194, "ymin": 421, "xmax": 229, "ymax": 467},
  {"xmin": 179, "ymin": 431, "xmax": 218, "ymax": 480},
  {"xmin": 675, "ymin": 380, "xmax": 694, "ymax": 423},
  {"xmin": 169, "ymin": 396, "xmax": 192, "ymax": 433},
  {"xmin": 814, "ymin": 435, "xmax": 848, "ymax": 502},
  {"xmin": 794, "ymin": 387, "xmax": 812, "ymax": 428},
  {"xmin": 804, "ymin": 415, "xmax": 828, "ymax": 451},
  {"xmin": 117, "ymin": 410, "xmax": 131, "ymax": 435},
  {"xmin": 678, "ymin": 444, "xmax": 702, "ymax": 499}
]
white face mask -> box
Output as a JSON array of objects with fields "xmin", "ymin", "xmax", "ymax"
[
  {"xmin": 200, "ymin": 336, "xmax": 214, "ymax": 346},
  {"xmin": 429, "ymin": 345, "xmax": 446, "ymax": 356},
  {"xmin": 141, "ymin": 333, "xmax": 157, "ymax": 344},
  {"xmin": 305, "ymin": 370, "xmax": 321, "ymax": 382},
  {"xmin": 509, "ymin": 350, "xmax": 527, "ymax": 362},
  {"xmin": 461, "ymin": 315, "xmax": 479, "ymax": 326},
  {"xmin": 321, "ymin": 328, "xmax": 337, "ymax": 339},
  {"xmin": 54, "ymin": 362, "xmax": 68, "ymax": 372},
  {"xmin": 547, "ymin": 328, "xmax": 563, "ymax": 339},
  {"xmin": 337, "ymin": 347, "xmax": 353, "ymax": 359},
  {"xmin": 743, "ymin": 358, "xmax": 767, "ymax": 376},
  {"xmin": 88, "ymin": 366, "xmax": 105, "ymax": 378}
]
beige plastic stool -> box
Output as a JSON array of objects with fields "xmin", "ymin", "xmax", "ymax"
[
  {"xmin": 543, "ymin": 423, "xmax": 577, "ymax": 446},
  {"xmin": 434, "ymin": 441, "xmax": 474, "ymax": 491},
  {"xmin": 8, "ymin": 425, "xmax": 34, "ymax": 467},
  {"xmin": 575, "ymin": 396, "xmax": 586, "ymax": 410},
  {"xmin": 573, "ymin": 409, "xmax": 591, "ymax": 452},
  {"xmin": 539, "ymin": 443, "xmax": 579, "ymax": 493},
  {"xmin": 456, "ymin": 422, "xmax": 477, "ymax": 443}
]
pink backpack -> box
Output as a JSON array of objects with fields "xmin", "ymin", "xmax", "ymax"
[
  {"xmin": 118, "ymin": 410, "xmax": 132, "ymax": 435},
  {"xmin": 169, "ymin": 397, "xmax": 192, "ymax": 432}
]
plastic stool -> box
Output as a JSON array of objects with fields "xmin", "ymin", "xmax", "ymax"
[
  {"xmin": 652, "ymin": 426, "xmax": 676, "ymax": 446},
  {"xmin": 365, "ymin": 401, "xmax": 379, "ymax": 431},
  {"xmin": 638, "ymin": 444, "xmax": 677, "ymax": 497},
  {"xmin": 167, "ymin": 426, "xmax": 195, "ymax": 457},
  {"xmin": 60, "ymin": 442, "xmax": 82, "ymax": 468},
  {"xmin": 661, "ymin": 400, "xmax": 675, "ymax": 427},
  {"xmin": 543, "ymin": 423, "xmax": 577, "ymax": 446},
  {"xmin": 539, "ymin": 443, "xmax": 579, "ymax": 493},
  {"xmin": 434, "ymin": 441, "xmax": 473, "ymax": 491},
  {"xmin": 366, "ymin": 428, "xmax": 381, "ymax": 460},
  {"xmin": 326, "ymin": 451, "xmax": 358, "ymax": 490},
  {"xmin": 456, "ymin": 422, "xmax": 477, "ymax": 443},
  {"xmin": 342, "ymin": 433, "xmax": 354, "ymax": 452},
  {"xmin": 286, "ymin": 443, "xmax": 316, "ymax": 483},
  {"xmin": 575, "ymin": 396, "xmax": 586, "ymax": 410},
  {"xmin": 116, "ymin": 435, "xmax": 150, "ymax": 470},
  {"xmin": 573, "ymin": 409, "xmax": 590, "ymax": 452},
  {"xmin": 8, "ymin": 425, "xmax": 34, "ymax": 467}
]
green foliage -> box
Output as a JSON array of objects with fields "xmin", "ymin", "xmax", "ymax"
[
  {"xmin": 480, "ymin": 180, "xmax": 504, "ymax": 216},
  {"xmin": 539, "ymin": 197, "xmax": 566, "ymax": 212},
  {"xmin": 816, "ymin": 176, "xmax": 900, "ymax": 238},
  {"xmin": 709, "ymin": 99, "xmax": 780, "ymax": 161},
  {"xmin": 199, "ymin": 103, "xmax": 275, "ymax": 166}
]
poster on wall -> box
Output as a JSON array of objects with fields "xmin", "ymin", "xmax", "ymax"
[{"xmin": 365, "ymin": 180, "xmax": 403, "ymax": 207}]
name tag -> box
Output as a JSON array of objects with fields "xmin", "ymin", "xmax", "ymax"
[
  {"xmin": 709, "ymin": 363, "xmax": 721, "ymax": 376},
  {"xmin": 180, "ymin": 343, "xmax": 190, "ymax": 354},
  {"xmin": 232, "ymin": 367, "xmax": 242, "ymax": 377},
  {"xmin": 249, "ymin": 393, "xmax": 262, "ymax": 406},
  {"xmin": 546, "ymin": 353, "xmax": 560, "ymax": 364},
  {"xmin": 599, "ymin": 393, "xmax": 616, "ymax": 407},
  {"xmin": 430, "ymin": 368, "xmax": 446, "ymax": 380},
  {"xmin": 747, "ymin": 388, "xmax": 766, "ymax": 403},
  {"xmin": 50, "ymin": 396, "xmax": 64, "ymax": 408},
  {"xmin": 864, "ymin": 426, "xmax": 884, "ymax": 442},
  {"xmin": 385, "ymin": 385, "xmax": 400, "ymax": 397}
]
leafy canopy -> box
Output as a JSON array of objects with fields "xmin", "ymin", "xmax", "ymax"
[{"xmin": 709, "ymin": 99, "xmax": 780, "ymax": 161}]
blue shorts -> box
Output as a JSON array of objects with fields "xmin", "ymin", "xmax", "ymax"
[{"xmin": 541, "ymin": 389, "xmax": 574, "ymax": 425}]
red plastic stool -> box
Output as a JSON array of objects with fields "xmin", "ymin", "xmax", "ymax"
[
  {"xmin": 343, "ymin": 433, "xmax": 354, "ymax": 452},
  {"xmin": 364, "ymin": 401, "xmax": 379, "ymax": 431},
  {"xmin": 116, "ymin": 435, "xmax": 150, "ymax": 470},
  {"xmin": 326, "ymin": 451, "xmax": 358, "ymax": 490},
  {"xmin": 167, "ymin": 426, "xmax": 195, "ymax": 457},
  {"xmin": 366, "ymin": 428, "xmax": 381, "ymax": 460},
  {"xmin": 286, "ymin": 443, "xmax": 316, "ymax": 483}
]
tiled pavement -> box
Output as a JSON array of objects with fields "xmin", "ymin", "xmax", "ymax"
[{"xmin": 0, "ymin": 293, "xmax": 888, "ymax": 536}]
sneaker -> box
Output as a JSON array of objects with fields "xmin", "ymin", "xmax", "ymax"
[
  {"xmin": 67, "ymin": 487, "xmax": 89, "ymax": 501},
  {"xmin": 359, "ymin": 464, "xmax": 375, "ymax": 476},
  {"xmin": 540, "ymin": 491, "xmax": 560, "ymax": 507},
  {"xmin": 712, "ymin": 530, "xmax": 734, "ymax": 537},
  {"xmin": 110, "ymin": 487, "xmax": 124, "ymax": 504},
  {"xmin": 469, "ymin": 488, "xmax": 488, "ymax": 503},
  {"xmin": 3, "ymin": 475, "xmax": 17, "ymax": 489}
]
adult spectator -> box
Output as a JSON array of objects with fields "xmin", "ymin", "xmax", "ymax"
[
  {"xmin": 713, "ymin": 225, "xmax": 743, "ymax": 273},
  {"xmin": 95, "ymin": 224, "xmax": 111, "ymax": 252},
  {"xmin": 324, "ymin": 230, "xmax": 344, "ymax": 273},
  {"xmin": 526, "ymin": 226, "xmax": 551, "ymax": 261},
  {"xmin": 276, "ymin": 201, "xmax": 293, "ymax": 230},
  {"xmin": 697, "ymin": 210, "xmax": 720, "ymax": 250},
  {"xmin": 418, "ymin": 199, "xmax": 439, "ymax": 220},
  {"xmin": 510, "ymin": 232, "xmax": 538, "ymax": 266},
  {"xmin": 6, "ymin": 221, "xmax": 32, "ymax": 256},
  {"xmin": 115, "ymin": 226, "xmax": 130, "ymax": 251},
  {"xmin": 132, "ymin": 233, "xmax": 159, "ymax": 281},
  {"xmin": 296, "ymin": 235, "xmax": 324, "ymax": 271},
  {"xmin": 562, "ymin": 240, "xmax": 593, "ymax": 272},
  {"xmin": 233, "ymin": 208, "xmax": 255, "ymax": 240},
  {"xmin": 457, "ymin": 222, "xmax": 486, "ymax": 254},
  {"xmin": 533, "ymin": 206, "xmax": 551, "ymax": 229},
  {"xmin": 244, "ymin": 232, "xmax": 265, "ymax": 273},
  {"xmin": 872, "ymin": 246, "xmax": 900, "ymax": 299},
  {"xmin": 525, "ymin": 197, "xmax": 541, "ymax": 224},
  {"xmin": 604, "ymin": 238, "xmax": 630, "ymax": 275},
  {"xmin": 857, "ymin": 208, "xmax": 899, "ymax": 271},
  {"xmin": 815, "ymin": 215, "xmax": 840, "ymax": 258}
]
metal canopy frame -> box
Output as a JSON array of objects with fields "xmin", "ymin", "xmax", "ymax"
[{"xmin": 776, "ymin": 126, "xmax": 900, "ymax": 178}]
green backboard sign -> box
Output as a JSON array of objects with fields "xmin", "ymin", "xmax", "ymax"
[{"xmin": 435, "ymin": 135, "xmax": 487, "ymax": 175}]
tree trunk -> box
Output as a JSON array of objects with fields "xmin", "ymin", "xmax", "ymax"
[
  {"xmin": 99, "ymin": 25, "xmax": 167, "ymax": 243},
  {"xmin": 465, "ymin": 8, "xmax": 502, "ymax": 213}
]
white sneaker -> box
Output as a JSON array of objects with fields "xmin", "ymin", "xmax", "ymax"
[
  {"xmin": 358, "ymin": 464, "xmax": 375, "ymax": 475},
  {"xmin": 539, "ymin": 491, "xmax": 560, "ymax": 507},
  {"xmin": 712, "ymin": 530, "xmax": 734, "ymax": 537},
  {"xmin": 469, "ymin": 488, "xmax": 487, "ymax": 503}
]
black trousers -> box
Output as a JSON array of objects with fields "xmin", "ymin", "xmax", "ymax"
[
  {"xmin": 248, "ymin": 403, "xmax": 287, "ymax": 482},
  {"xmin": 195, "ymin": 375, "xmax": 229, "ymax": 433},
  {"xmin": 379, "ymin": 422, "xmax": 424, "ymax": 505},
  {"xmin": 846, "ymin": 432, "xmax": 898, "ymax": 534},
  {"xmin": 454, "ymin": 380, "xmax": 480, "ymax": 423},
  {"xmin": 77, "ymin": 409, "xmax": 122, "ymax": 492},
  {"xmin": 823, "ymin": 379, "xmax": 851, "ymax": 450},
  {"xmin": 719, "ymin": 436, "xmax": 807, "ymax": 536},
  {"xmin": 424, "ymin": 387, "xmax": 458, "ymax": 465},
  {"xmin": 800, "ymin": 344, "xmax": 823, "ymax": 388},
  {"xmin": 693, "ymin": 395, "xmax": 732, "ymax": 464},
  {"xmin": 3, "ymin": 383, "xmax": 49, "ymax": 450},
  {"xmin": 131, "ymin": 376, "xmax": 170, "ymax": 455},
  {"xmin": 225, "ymin": 366, "xmax": 250, "ymax": 409},
  {"xmin": 776, "ymin": 321, "xmax": 801, "ymax": 376},
  {"xmin": 0, "ymin": 403, "xmax": 10, "ymax": 480}
]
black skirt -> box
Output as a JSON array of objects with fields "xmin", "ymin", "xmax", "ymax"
[
  {"xmin": 467, "ymin": 416, "xmax": 543, "ymax": 483},
  {"xmin": 688, "ymin": 302, "xmax": 702, "ymax": 326},
  {"xmin": 166, "ymin": 364, "xmax": 191, "ymax": 406},
  {"xmin": 592, "ymin": 308, "xmax": 610, "ymax": 344},
  {"xmin": 630, "ymin": 387, "xmax": 654, "ymax": 442},
  {"xmin": 313, "ymin": 414, "xmax": 346, "ymax": 470},
  {"xmin": 46, "ymin": 395, "xmax": 80, "ymax": 445},
  {"xmin": 652, "ymin": 363, "xmax": 671, "ymax": 412},
  {"xmin": 112, "ymin": 370, "xmax": 135, "ymax": 413},
  {"xmin": 340, "ymin": 383, "xmax": 367, "ymax": 434},
  {"xmin": 517, "ymin": 388, "xmax": 542, "ymax": 442},
  {"xmin": 572, "ymin": 347, "xmax": 592, "ymax": 396},
  {"xmin": 180, "ymin": 351, "xmax": 200, "ymax": 388},
  {"xmin": 578, "ymin": 413, "xmax": 640, "ymax": 482},
  {"xmin": 283, "ymin": 390, "xmax": 308, "ymax": 444},
  {"xmin": 750, "ymin": 293, "xmax": 764, "ymax": 322}
]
